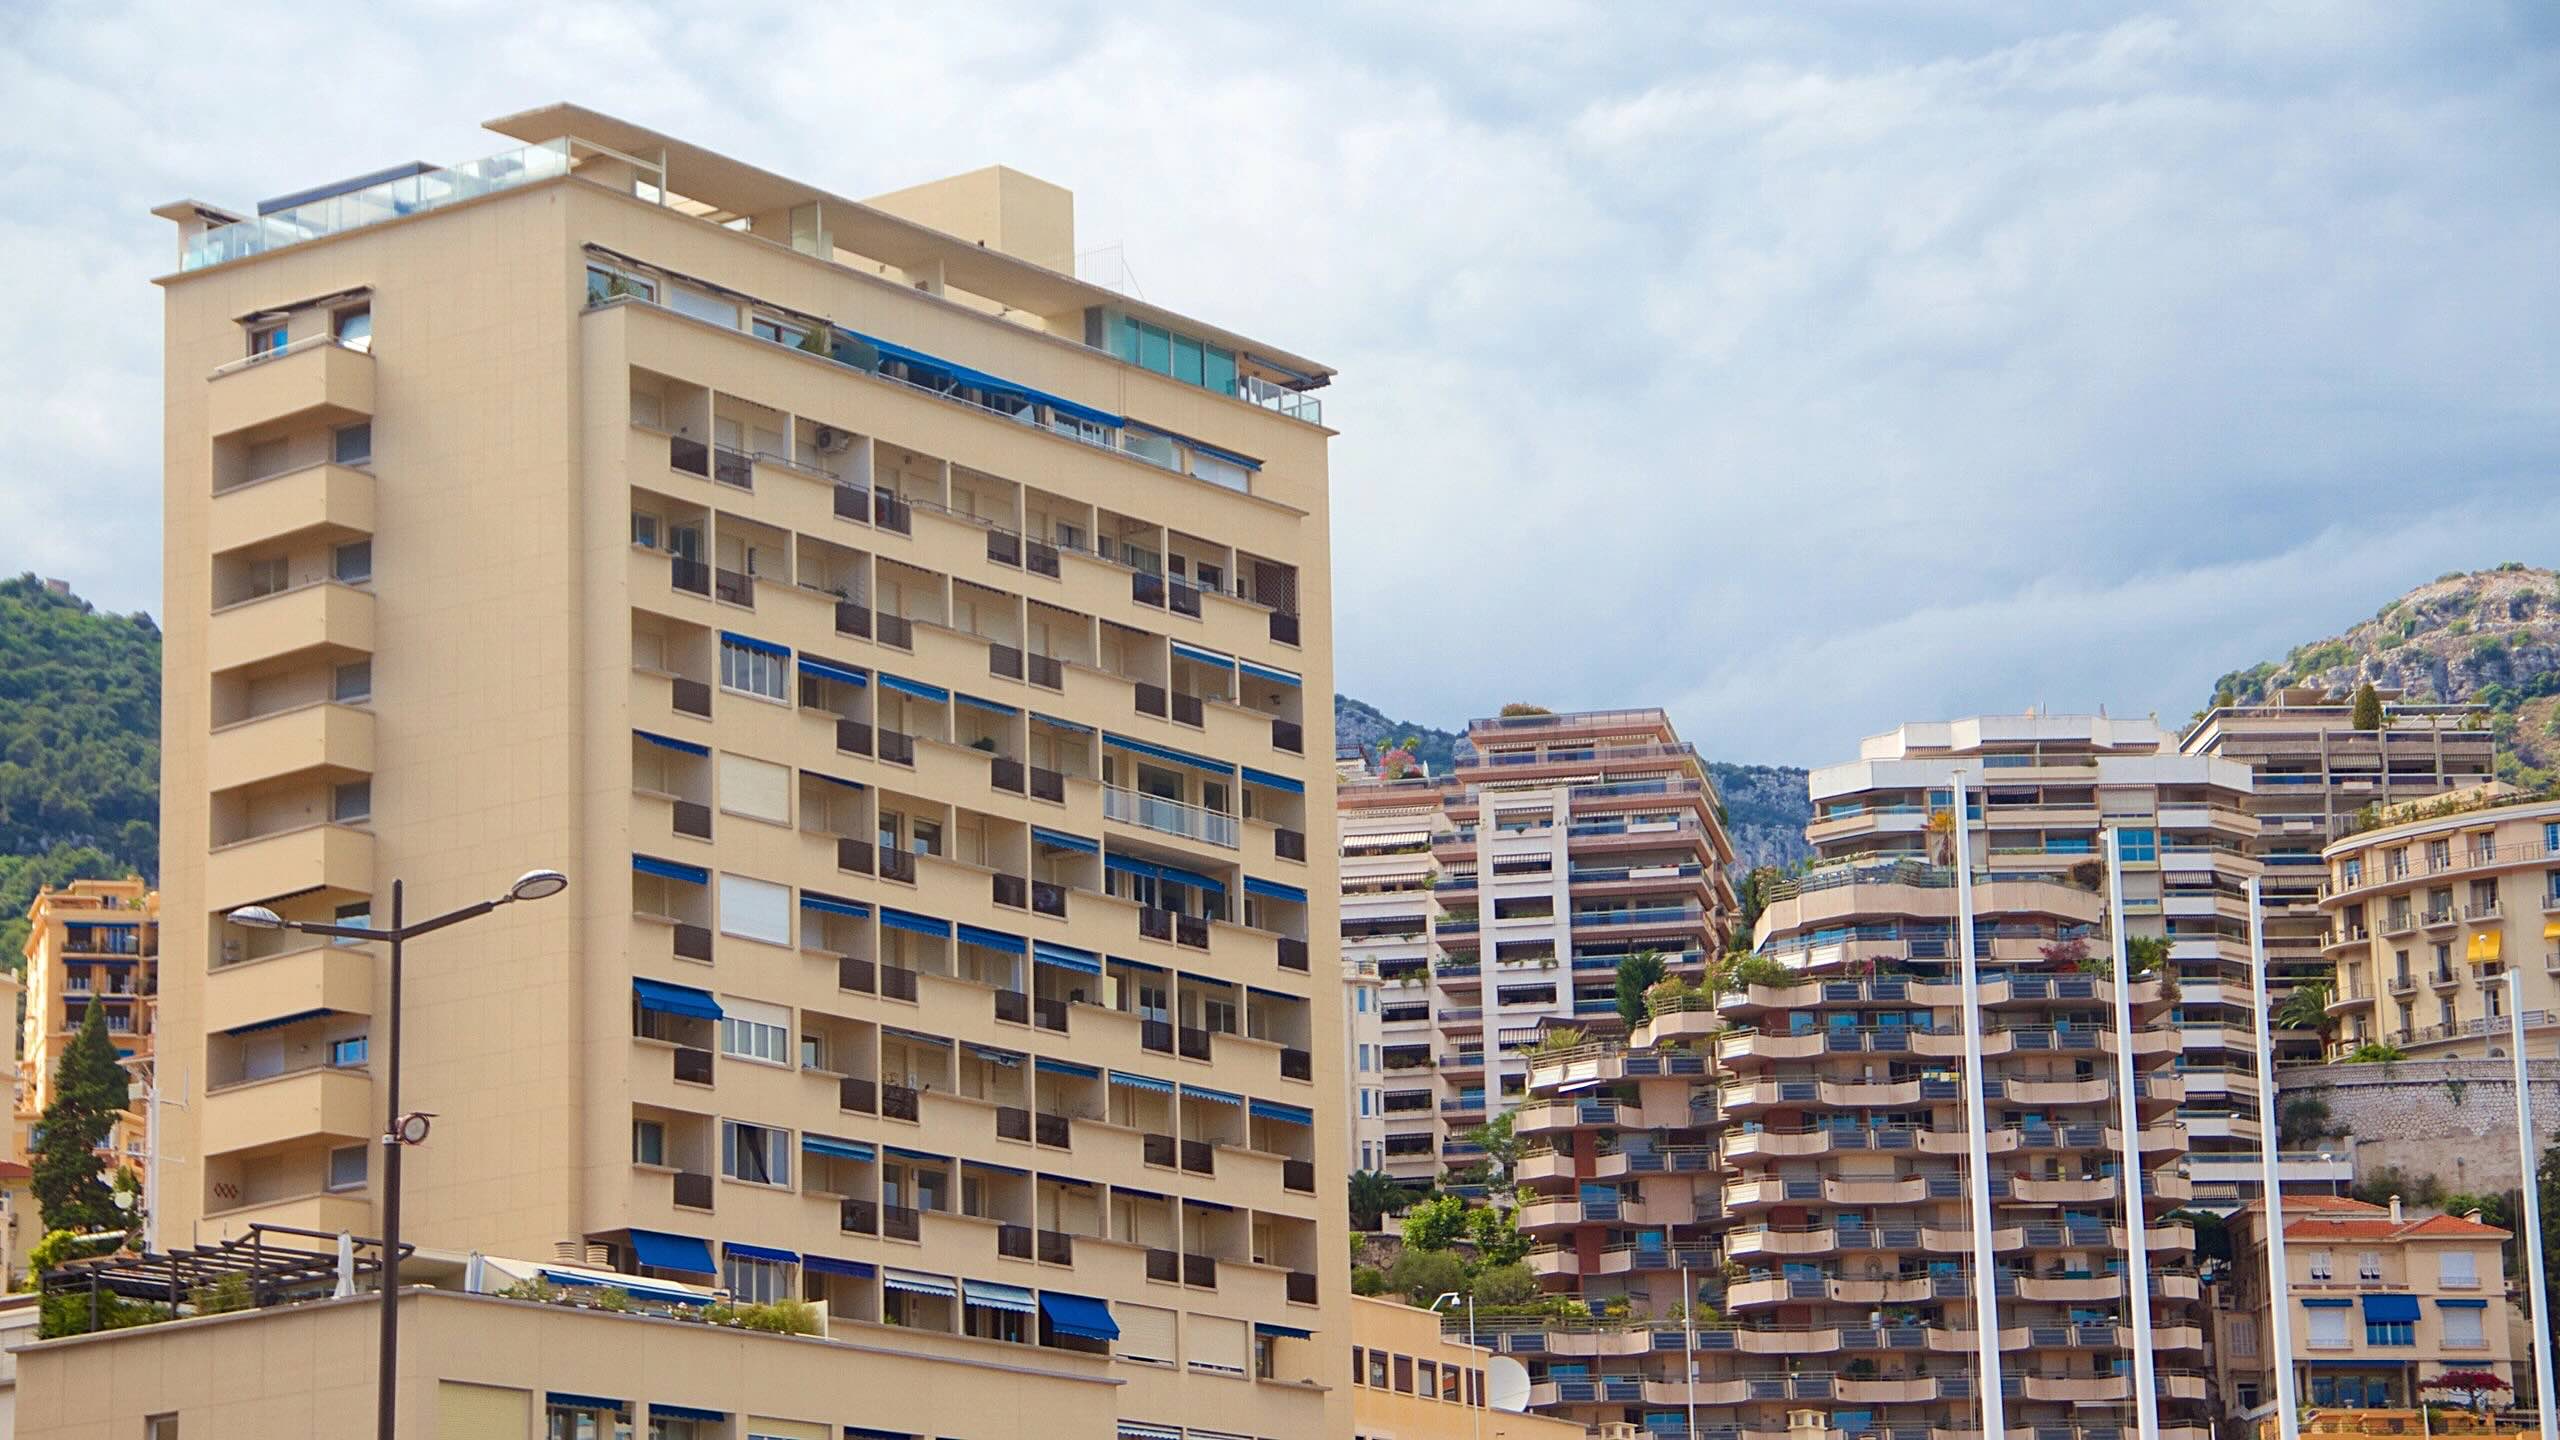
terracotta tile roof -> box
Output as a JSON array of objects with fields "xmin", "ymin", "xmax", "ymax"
[{"xmin": 2282, "ymin": 1210, "xmax": 2510, "ymax": 1241}]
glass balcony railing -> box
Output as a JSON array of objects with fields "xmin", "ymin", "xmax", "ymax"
[
  {"xmin": 185, "ymin": 140, "xmax": 576, "ymax": 271},
  {"xmin": 1103, "ymin": 787, "xmax": 1238, "ymax": 848}
]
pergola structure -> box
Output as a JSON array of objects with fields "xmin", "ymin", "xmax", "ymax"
[{"xmin": 42, "ymin": 1224, "xmax": 409, "ymax": 1316}]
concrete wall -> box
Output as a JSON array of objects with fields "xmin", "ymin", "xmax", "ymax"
[{"xmin": 2279, "ymin": 1058, "xmax": 2560, "ymax": 1194}]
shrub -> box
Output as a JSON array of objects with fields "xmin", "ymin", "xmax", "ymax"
[
  {"xmin": 2352, "ymin": 682, "xmax": 2383, "ymax": 731},
  {"xmin": 1386, "ymin": 1247, "xmax": 1469, "ymax": 1305},
  {"xmin": 189, "ymin": 1274, "xmax": 253, "ymax": 1315},
  {"xmin": 2341, "ymin": 1042, "xmax": 2406, "ymax": 1065},
  {"xmin": 1471, "ymin": 1262, "xmax": 1540, "ymax": 1306},
  {"xmin": 735, "ymin": 1298, "xmax": 820, "ymax": 1335},
  {"xmin": 1350, "ymin": 1265, "xmax": 1387, "ymax": 1296},
  {"xmin": 1496, "ymin": 703, "xmax": 1551, "ymax": 717},
  {"xmin": 38, "ymin": 1290, "xmax": 169, "ymax": 1339}
]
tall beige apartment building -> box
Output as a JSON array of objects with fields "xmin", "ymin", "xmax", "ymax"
[
  {"xmin": 14, "ymin": 878, "xmax": 157, "ymax": 1171},
  {"xmin": 2319, "ymin": 786, "xmax": 2560, "ymax": 1057},
  {"xmin": 1334, "ymin": 709, "xmax": 1738, "ymax": 1189},
  {"xmin": 154, "ymin": 106, "xmax": 1347, "ymax": 1436},
  {"xmin": 2181, "ymin": 688, "xmax": 2491, "ymax": 1074}
]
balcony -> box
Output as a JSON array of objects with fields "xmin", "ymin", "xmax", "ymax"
[
  {"xmin": 209, "ymin": 462, "xmax": 375, "ymax": 553},
  {"xmin": 208, "ymin": 581, "xmax": 375, "ymax": 673},
  {"xmin": 207, "ymin": 702, "xmax": 375, "ymax": 793},
  {"xmin": 204, "ymin": 942, "xmax": 373, "ymax": 1036},
  {"xmin": 1103, "ymin": 787, "xmax": 1239, "ymax": 847},
  {"xmin": 205, "ymin": 823, "xmax": 375, "ymax": 912},
  {"xmin": 207, "ymin": 338, "xmax": 375, "ymax": 438},
  {"xmin": 200, "ymin": 1064, "xmax": 373, "ymax": 1157}
]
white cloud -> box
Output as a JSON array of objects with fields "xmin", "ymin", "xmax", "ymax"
[{"xmin": 0, "ymin": 0, "xmax": 2552, "ymax": 763}]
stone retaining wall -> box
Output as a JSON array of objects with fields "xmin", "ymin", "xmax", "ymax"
[{"xmin": 2278, "ymin": 1058, "xmax": 2560, "ymax": 1194}]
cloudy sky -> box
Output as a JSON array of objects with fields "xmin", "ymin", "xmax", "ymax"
[{"xmin": 5, "ymin": 1, "xmax": 2555, "ymax": 764}]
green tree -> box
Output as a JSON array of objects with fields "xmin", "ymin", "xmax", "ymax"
[
  {"xmin": 1470, "ymin": 1261, "xmax": 1539, "ymax": 1307},
  {"xmin": 1463, "ymin": 1111, "xmax": 1519, "ymax": 1193},
  {"xmin": 2539, "ymin": 1139, "xmax": 2560, "ymax": 1332},
  {"xmin": 1466, "ymin": 1205, "xmax": 1532, "ymax": 1268},
  {"xmin": 1401, "ymin": 1193, "xmax": 1469, "ymax": 1252},
  {"xmin": 1614, "ymin": 950, "xmax": 1667, "ymax": 1028},
  {"xmin": 1385, "ymin": 1246, "xmax": 1469, "ymax": 1305},
  {"xmin": 2352, "ymin": 682, "xmax": 2384, "ymax": 731},
  {"xmin": 1350, "ymin": 1264, "xmax": 1386, "ymax": 1296},
  {"xmin": 1347, "ymin": 1170, "xmax": 1406, "ymax": 1232},
  {"xmin": 31, "ymin": 1005, "xmax": 129, "ymax": 1236},
  {"xmin": 2273, "ymin": 978, "xmax": 2336, "ymax": 1041}
]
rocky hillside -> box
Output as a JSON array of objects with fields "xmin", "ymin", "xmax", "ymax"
[
  {"xmin": 1331, "ymin": 695, "xmax": 1814, "ymax": 869},
  {"xmin": 2208, "ymin": 563, "xmax": 2560, "ymax": 787}
]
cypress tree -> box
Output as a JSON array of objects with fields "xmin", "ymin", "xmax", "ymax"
[
  {"xmin": 31, "ymin": 1004, "xmax": 129, "ymax": 1238},
  {"xmin": 2351, "ymin": 682, "xmax": 2384, "ymax": 731}
]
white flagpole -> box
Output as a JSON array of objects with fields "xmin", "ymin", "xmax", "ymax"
[
  {"xmin": 2246, "ymin": 876, "xmax": 2300, "ymax": 1440},
  {"xmin": 2105, "ymin": 828, "xmax": 2159, "ymax": 1440},
  {"xmin": 2507, "ymin": 969, "xmax": 2556, "ymax": 1439},
  {"xmin": 1684, "ymin": 1259, "xmax": 1699, "ymax": 1439},
  {"xmin": 1952, "ymin": 772, "xmax": 2008, "ymax": 1440}
]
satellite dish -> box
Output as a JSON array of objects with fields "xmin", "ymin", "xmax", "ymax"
[{"xmin": 1487, "ymin": 1355, "xmax": 1532, "ymax": 1413}]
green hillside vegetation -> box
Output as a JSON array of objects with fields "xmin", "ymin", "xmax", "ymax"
[
  {"xmin": 0, "ymin": 576, "xmax": 161, "ymax": 969},
  {"xmin": 2209, "ymin": 563, "xmax": 2560, "ymax": 789}
]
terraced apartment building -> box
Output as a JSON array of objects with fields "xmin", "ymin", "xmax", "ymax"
[
  {"xmin": 14, "ymin": 878, "xmax": 157, "ymax": 1173},
  {"xmin": 1336, "ymin": 709, "xmax": 1740, "ymax": 1189},
  {"xmin": 2181, "ymin": 687, "xmax": 2490, "ymax": 1085},
  {"xmin": 2318, "ymin": 785, "xmax": 2560, "ymax": 1058},
  {"xmin": 153, "ymin": 105, "xmax": 1347, "ymax": 1437},
  {"xmin": 1498, "ymin": 715, "xmax": 2242, "ymax": 1437}
]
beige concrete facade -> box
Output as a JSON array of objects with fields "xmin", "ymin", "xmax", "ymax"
[
  {"xmin": 2212, "ymin": 1195, "xmax": 2515, "ymax": 1422},
  {"xmin": 14, "ymin": 878, "xmax": 157, "ymax": 1173},
  {"xmin": 153, "ymin": 105, "xmax": 1346, "ymax": 1436},
  {"xmin": 2318, "ymin": 787, "xmax": 2560, "ymax": 1059},
  {"xmin": 1349, "ymin": 1294, "xmax": 1584, "ymax": 1439},
  {"xmin": 2181, "ymin": 689, "xmax": 2492, "ymax": 1082},
  {"xmin": 1338, "ymin": 760, "xmax": 1460, "ymax": 1183}
]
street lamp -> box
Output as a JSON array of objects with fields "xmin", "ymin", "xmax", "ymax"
[
  {"xmin": 1430, "ymin": 1289, "xmax": 1483, "ymax": 1440},
  {"xmin": 226, "ymin": 868, "xmax": 566, "ymax": 1440}
]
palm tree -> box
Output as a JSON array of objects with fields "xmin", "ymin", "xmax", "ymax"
[
  {"xmin": 1347, "ymin": 1169, "xmax": 1407, "ymax": 1232},
  {"xmin": 2272, "ymin": 978, "xmax": 2335, "ymax": 1039}
]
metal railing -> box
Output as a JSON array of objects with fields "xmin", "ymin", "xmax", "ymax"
[{"xmin": 1103, "ymin": 786, "xmax": 1239, "ymax": 847}]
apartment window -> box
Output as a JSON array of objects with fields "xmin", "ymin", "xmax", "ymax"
[
  {"xmin": 2342, "ymin": 857, "xmax": 2363, "ymax": 886},
  {"xmin": 331, "ymin": 781, "xmax": 372, "ymax": 824},
  {"xmin": 586, "ymin": 264, "xmax": 656, "ymax": 306},
  {"xmin": 632, "ymin": 1118, "xmax": 665, "ymax": 1167},
  {"xmin": 2227, "ymin": 1317, "xmax": 2257, "ymax": 1357},
  {"xmin": 326, "ymin": 1143, "xmax": 368, "ymax": 1191},
  {"xmin": 2441, "ymin": 998, "xmax": 2457, "ymax": 1026},
  {"xmin": 333, "ymin": 540, "xmax": 372, "ymax": 584},
  {"xmin": 1358, "ymin": 1090, "xmax": 1371, "ymax": 1117},
  {"xmin": 1442, "ymin": 1364, "xmax": 1462, "ymax": 1403},
  {"xmin": 244, "ymin": 555, "xmax": 289, "ymax": 599},
  {"xmin": 331, "ymin": 1035, "xmax": 369, "ymax": 1068},
  {"xmin": 330, "ymin": 303, "xmax": 372, "ymax": 349},
  {"xmin": 334, "ymin": 660, "xmax": 373, "ymax": 703},
  {"xmin": 2440, "ymin": 1250, "xmax": 2479, "ymax": 1287},
  {"xmin": 632, "ymin": 512, "xmax": 660, "ymax": 550},
  {"xmin": 717, "ymin": 872, "xmax": 791, "ymax": 947},
  {"xmin": 2356, "ymin": 1251, "xmax": 2381, "ymax": 1281},
  {"xmin": 719, "ymin": 634, "xmax": 789, "ymax": 701},
  {"xmin": 1367, "ymin": 1349, "xmax": 1389, "ymax": 1388},
  {"xmin": 2306, "ymin": 1251, "xmax": 2332, "ymax": 1281},
  {"xmin": 2117, "ymin": 828, "xmax": 2156, "ymax": 863},
  {"xmin": 1357, "ymin": 1044, "xmax": 1373, "ymax": 1072},
  {"xmin": 720, "ymin": 998, "xmax": 791, "ymax": 1066},
  {"xmin": 1418, "ymin": 1359, "xmax": 1438, "ymax": 1399},
  {"xmin": 716, "ymin": 752, "xmax": 791, "ymax": 825},
  {"xmin": 2365, "ymin": 1319, "xmax": 2414, "ymax": 1347},
  {"xmin": 1393, "ymin": 1354, "xmax": 1413, "ymax": 1393},
  {"xmin": 2443, "ymin": 1304, "xmax": 2488, "ymax": 1348},
  {"xmin": 249, "ymin": 324, "xmax": 287, "ymax": 358},
  {"xmin": 146, "ymin": 1418, "xmax": 180, "ymax": 1440},
  {"xmin": 333, "ymin": 421, "xmax": 373, "ymax": 466},
  {"xmin": 721, "ymin": 1119, "xmax": 791, "ymax": 1186},
  {"xmin": 722, "ymin": 1252, "xmax": 793, "ymax": 1304}
]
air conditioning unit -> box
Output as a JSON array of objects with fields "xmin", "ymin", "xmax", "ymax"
[
  {"xmin": 553, "ymin": 1240, "xmax": 610, "ymax": 1266},
  {"xmin": 813, "ymin": 425, "xmax": 850, "ymax": 451}
]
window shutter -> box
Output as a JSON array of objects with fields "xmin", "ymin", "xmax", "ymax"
[
  {"xmin": 2306, "ymin": 1306, "xmax": 2349, "ymax": 1348},
  {"xmin": 1117, "ymin": 1303, "xmax": 1176, "ymax": 1365},
  {"xmin": 718, "ymin": 753, "xmax": 792, "ymax": 824},
  {"xmin": 1187, "ymin": 1314, "xmax": 1247, "ymax": 1376},
  {"xmin": 718, "ymin": 872, "xmax": 792, "ymax": 946},
  {"xmin": 2443, "ymin": 1307, "xmax": 2485, "ymax": 1348}
]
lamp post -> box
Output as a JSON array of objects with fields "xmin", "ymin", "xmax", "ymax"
[
  {"xmin": 2245, "ymin": 877, "xmax": 2299, "ymax": 1440},
  {"xmin": 227, "ymin": 868, "xmax": 567, "ymax": 1440},
  {"xmin": 1431, "ymin": 1290, "xmax": 1483, "ymax": 1440},
  {"xmin": 2505, "ymin": 968, "xmax": 2557, "ymax": 1440}
]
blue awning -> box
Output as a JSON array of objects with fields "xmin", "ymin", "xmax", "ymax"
[
  {"xmin": 967, "ymin": 1044, "xmax": 1022, "ymax": 1067},
  {"xmin": 1104, "ymin": 853, "xmax": 1226, "ymax": 896},
  {"xmin": 2437, "ymin": 1298, "xmax": 2489, "ymax": 1309},
  {"xmin": 1244, "ymin": 877, "xmax": 1307, "ymax": 904},
  {"xmin": 1240, "ymin": 766, "xmax": 1303, "ymax": 795},
  {"xmin": 635, "ymin": 729, "xmax": 709, "ymax": 757},
  {"xmin": 653, "ymin": 1405, "xmax": 727, "ymax": 1424},
  {"xmin": 1041, "ymin": 1291, "xmax": 1120, "ymax": 1340},
  {"xmin": 1103, "ymin": 732, "xmax": 1233, "ymax": 775},
  {"xmin": 806, "ymin": 769, "xmax": 865, "ymax": 791},
  {"xmin": 539, "ymin": 1272, "xmax": 707, "ymax": 1308},
  {"xmin": 801, "ymin": 1135, "xmax": 873, "ymax": 1162},
  {"xmin": 720, "ymin": 631, "xmax": 788, "ymax": 659},
  {"xmin": 799, "ymin": 655, "xmax": 869, "ymax": 687},
  {"xmin": 882, "ymin": 1268, "xmax": 956, "ymax": 1299},
  {"xmin": 800, "ymin": 892, "xmax": 869, "ymax": 920},
  {"xmin": 879, "ymin": 908, "xmax": 950, "ymax": 939},
  {"xmin": 1033, "ymin": 827, "xmax": 1098, "ymax": 854},
  {"xmin": 1183, "ymin": 1085, "xmax": 1242, "ymax": 1107},
  {"xmin": 1113, "ymin": 955, "xmax": 1164, "ymax": 973},
  {"xmin": 725, "ymin": 1241, "xmax": 799, "ymax": 1265},
  {"xmin": 633, "ymin": 854, "xmax": 707, "ymax": 885},
  {"xmin": 1037, "ymin": 1056, "xmax": 1100, "ymax": 1079},
  {"xmin": 629, "ymin": 1230, "xmax": 716, "ymax": 1275},
  {"xmin": 1238, "ymin": 659, "xmax": 1300, "ymax": 688},
  {"xmin": 886, "ymin": 1146, "xmax": 946, "ymax": 1164},
  {"xmin": 801, "ymin": 1254, "xmax": 873, "ymax": 1278},
  {"xmin": 1034, "ymin": 941, "xmax": 1102, "ymax": 976},
  {"xmin": 221, "ymin": 1006, "xmax": 334, "ymax": 1037},
  {"xmin": 548, "ymin": 1393, "xmax": 629, "ymax": 1413},
  {"xmin": 1110, "ymin": 1071, "xmax": 1174, "ymax": 1095},
  {"xmin": 956, "ymin": 692, "xmax": 1016, "ymax": 716},
  {"xmin": 957, "ymin": 924, "xmax": 1025, "ymax": 954},
  {"xmin": 963, "ymin": 1280, "xmax": 1036, "ymax": 1313},
  {"xmin": 1034, "ymin": 712, "xmax": 1091, "ymax": 735},
  {"xmin": 878, "ymin": 673, "xmax": 948, "ymax": 704},
  {"xmin": 632, "ymin": 978, "xmax": 722, "ymax": 1021},
  {"xmin": 1255, "ymin": 1321, "xmax": 1312, "ymax": 1340},
  {"xmin": 1180, "ymin": 434, "xmax": 1263, "ymax": 472},
  {"xmin": 1172, "ymin": 642, "xmax": 1234, "ymax": 670},
  {"xmin": 1251, "ymin": 1099, "xmax": 1314, "ymax": 1126},
  {"xmin": 2301, "ymin": 1297, "xmax": 2353, "ymax": 1308},
  {"xmin": 2361, "ymin": 1294, "xmax": 2421, "ymax": 1322},
  {"xmin": 842, "ymin": 328, "xmax": 1124, "ymax": 429}
]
